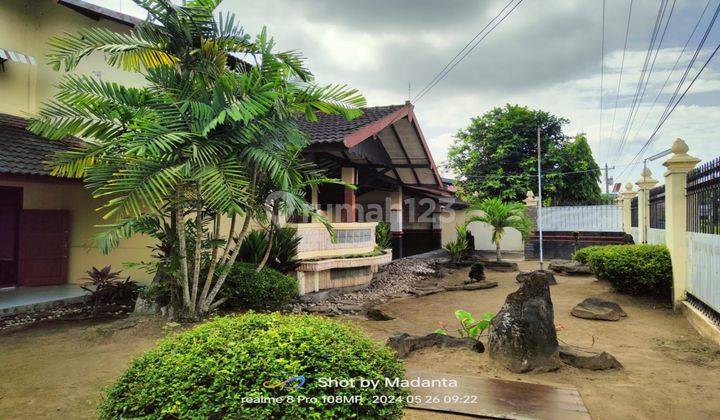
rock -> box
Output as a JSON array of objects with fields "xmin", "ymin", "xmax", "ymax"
[
  {"xmin": 367, "ymin": 307, "xmax": 395, "ymax": 321},
  {"xmin": 558, "ymin": 345, "xmax": 623, "ymax": 370},
  {"xmin": 516, "ymin": 270, "xmax": 557, "ymax": 285},
  {"xmin": 571, "ymin": 297, "xmax": 627, "ymax": 321},
  {"xmin": 410, "ymin": 287, "xmax": 445, "ymax": 297},
  {"xmin": 338, "ymin": 304, "xmax": 364, "ymax": 313},
  {"xmin": 548, "ymin": 260, "xmax": 591, "ymax": 276},
  {"xmin": 133, "ymin": 296, "xmax": 160, "ymax": 315},
  {"xmin": 304, "ymin": 305, "xmax": 335, "ymax": 314},
  {"xmin": 89, "ymin": 317, "xmax": 138, "ymax": 336},
  {"xmin": 483, "ymin": 260, "xmax": 519, "ymax": 272},
  {"xmin": 386, "ymin": 333, "xmax": 485, "ymax": 358},
  {"xmin": 468, "ymin": 262, "xmax": 485, "ymax": 282},
  {"xmin": 488, "ymin": 272, "xmax": 562, "ymax": 373},
  {"xmin": 446, "ymin": 281, "xmax": 498, "ymax": 291}
]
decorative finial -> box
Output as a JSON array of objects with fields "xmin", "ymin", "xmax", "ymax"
[
  {"xmin": 526, "ymin": 191, "xmax": 534, "ymax": 198},
  {"xmin": 641, "ymin": 167, "xmax": 652, "ymax": 177},
  {"xmin": 624, "ymin": 182, "xmax": 633, "ymax": 191},
  {"xmin": 671, "ymin": 138, "xmax": 689, "ymax": 154}
]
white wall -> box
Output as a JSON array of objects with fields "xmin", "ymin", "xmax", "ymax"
[{"xmin": 440, "ymin": 209, "xmax": 524, "ymax": 251}]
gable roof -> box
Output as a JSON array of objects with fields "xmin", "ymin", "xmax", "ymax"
[
  {"xmin": 57, "ymin": 0, "xmax": 142, "ymax": 27},
  {"xmin": 296, "ymin": 105, "xmax": 405, "ymax": 145},
  {"xmin": 0, "ymin": 114, "xmax": 76, "ymax": 177}
]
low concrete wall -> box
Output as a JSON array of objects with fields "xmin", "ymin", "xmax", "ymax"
[{"xmin": 440, "ymin": 209, "xmax": 524, "ymax": 252}]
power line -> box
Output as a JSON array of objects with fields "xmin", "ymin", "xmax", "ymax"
[
  {"xmin": 411, "ymin": 0, "xmax": 517, "ymax": 103},
  {"xmin": 607, "ymin": 0, "xmax": 635, "ymax": 153},
  {"xmin": 598, "ymin": 0, "xmax": 606, "ymax": 164},
  {"xmin": 412, "ymin": 0, "xmax": 525, "ymax": 103},
  {"xmin": 461, "ymin": 161, "xmax": 638, "ymax": 182}
]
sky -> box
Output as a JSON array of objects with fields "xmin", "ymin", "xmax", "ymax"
[{"xmin": 100, "ymin": 0, "xmax": 720, "ymax": 188}]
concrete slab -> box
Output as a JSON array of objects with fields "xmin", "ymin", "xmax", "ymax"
[{"xmin": 0, "ymin": 285, "xmax": 90, "ymax": 317}]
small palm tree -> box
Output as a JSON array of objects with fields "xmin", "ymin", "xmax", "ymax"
[{"xmin": 466, "ymin": 198, "xmax": 531, "ymax": 262}]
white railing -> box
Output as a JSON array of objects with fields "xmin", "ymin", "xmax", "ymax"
[
  {"xmin": 287, "ymin": 222, "xmax": 377, "ymax": 260},
  {"xmin": 630, "ymin": 227, "xmax": 639, "ymax": 244},
  {"xmin": 686, "ymin": 231, "xmax": 720, "ymax": 313},
  {"xmin": 540, "ymin": 205, "xmax": 623, "ymax": 232},
  {"xmin": 647, "ymin": 228, "xmax": 666, "ymax": 245}
]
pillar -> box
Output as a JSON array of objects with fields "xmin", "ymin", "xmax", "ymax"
[
  {"xmin": 635, "ymin": 167, "xmax": 658, "ymax": 243},
  {"xmin": 310, "ymin": 185, "xmax": 319, "ymax": 222},
  {"xmin": 621, "ymin": 182, "xmax": 637, "ymax": 235},
  {"xmin": 389, "ymin": 186, "xmax": 403, "ymax": 258},
  {"xmin": 341, "ymin": 167, "xmax": 356, "ymax": 222},
  {"xmin": 663, "ymin": 138, "xmax": 700, "ymax": 307}
]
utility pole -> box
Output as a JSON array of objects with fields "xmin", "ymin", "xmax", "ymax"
[
  {"xmin": 537, "ymin": 127, "xmax": 544, "ymax": 271},
  {"xmin": 603, "ymin": 163, "xmax": 616, "ymax": 194}
]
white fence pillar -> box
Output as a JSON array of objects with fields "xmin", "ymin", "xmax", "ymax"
[
  {"xmin": 663, "ymin": 138, "xmax": 700, "ymax": 308},
  {"xmin": 621, "ymin": 182, "xmax": 637, "ymax": 235},
  {"xmin": 636, "ymin": 167, "xmax": 658, "ymax": 243}
]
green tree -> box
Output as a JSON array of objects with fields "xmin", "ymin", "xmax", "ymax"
[
  {"xmin": 465, "ymin": 198, "xmax": 531, "ymax": 262},
  {"xmin": 446, "ymin": 104, "xmax": 601, "ymax": 203},
  {"xmin": 551, "ymin": 134, "xmax": 602, "ymax": 203},
  {"xmin": 29, "ymin": 0, "xmax": 365, "ymax": 318}
]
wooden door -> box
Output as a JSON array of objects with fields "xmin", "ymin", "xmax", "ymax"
[
  {"xmin": 0, "ymin": 187, "xmax": 22, "ymax": 287},
  {"xmin": 18, "ymin": 210, "xmax": 70, "ymax": 286}
]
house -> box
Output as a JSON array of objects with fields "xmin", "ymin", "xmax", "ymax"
[{"xmin": 0, "ymin": 1, "xmax": 457, "ymax": 298}]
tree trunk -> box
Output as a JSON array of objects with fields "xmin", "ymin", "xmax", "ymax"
[
  {"xmin": 175, "ymin": 199, "xmax": 191, "ymax": 314},
  {"xmin": 189, "ymin": 207, "xmax": 203, "ymax": 313},
  {"xmin": 203, "ymin": 213, "xmax": 252, "ymax": 310},
  {"xmin": 219, "ymin": 213, "xmax": 236, "ymax": 265},
  {"xmin": 198, "ymin": 214, "xmax": 220, "ymax": 312},
  {"xmin": 496, "ymin": 241, "xmax": 502, "ymax": 262},
  {"xmin": 256, "ymin": 223, "xmax": 274, "ymax": 272}
]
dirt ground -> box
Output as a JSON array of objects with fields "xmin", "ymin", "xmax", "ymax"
[{"xmin": 1, "ymin": 261, "xmax": 719, "ymax": 419}]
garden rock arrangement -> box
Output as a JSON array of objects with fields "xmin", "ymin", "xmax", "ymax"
[
  {"xmin": 548, "ymin": 259, "xmax": 591, "ymax": 276},
  {"xmin": 488, "ymin": 271, "xmax": 562, "ymax": 373},
  {"xmin": 571, "ymin": 297, "xmax": 627, "ymax": 321},
  {"xmin": 0, "ymin": 302, "xmax": 133, "ymax": 332},
  {"xmin": 558, "ymin": 345, "xmax": 623, "ymax": 370},
  {"xmin": 386, "ymin": 332, "xmax": 485, "ymax": 358},
  {"xmin": 516, "ymin": 270, "xmax": 557, "ymax": 285},
  {"xmin": 483, "ymin": 260, "xmax": 519, "ymax": 272}
]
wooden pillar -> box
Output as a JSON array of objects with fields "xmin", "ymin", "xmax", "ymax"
[
  {"xmin": 621, "ymin": 182, "xmax": 637, "ymax": 235},
  {"xmin": 310, "ymin": 185, "xmax": 319, "ymax": 222},
  {"xmin": 663, "ymin": 138, "xmax": 700, "ymax": 307},
  {"xmin": 341, "ymin": 167, "xmax": 356, "ymax": 223},
  {"xmin": 389, "ymin": 186, "xmax": 403, "ymax": 258},
  {"xmin": 635, "ymin": 167, "xmax": 658, "ymax": 243}
]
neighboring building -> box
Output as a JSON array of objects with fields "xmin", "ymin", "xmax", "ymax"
[{"xmin": 0, "ymin": 1, "xmax": 456, "ymax": 295}]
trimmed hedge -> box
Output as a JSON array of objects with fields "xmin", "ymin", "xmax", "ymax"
[
  {"xmin": 572, "ymin": 245, "xmax": 604, "ymax": 264},
  {"xmin": 99, "ymin": 313, "xmax": 408, "ymax": 419},
  {"xmin": 578, "ymin": 244, "xmax": 672, "ymax": 296},
  {"xmin": 222, "ymin": 263, "xmax": 297, "ymax": 309}
]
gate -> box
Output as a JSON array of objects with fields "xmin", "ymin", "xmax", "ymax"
[{"xmin": 540, "ymin": 204, "xmax": 623, "ymax": 232}]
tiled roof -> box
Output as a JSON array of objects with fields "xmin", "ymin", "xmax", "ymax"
[
  {"xmin": 296, "ymin": 105, "xmax": 405, "ymax": 144},
  {"xmin": 0, "ymin": 114, "xmax": 76, "ymax": 177}
]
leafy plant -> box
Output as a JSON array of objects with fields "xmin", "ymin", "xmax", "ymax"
[
  {"xmin": 466, "ymin": 198, "xmax": 531, "ymax": 262},
  {"xmin": 468, "ymin": 262, "xmax": 485, "ymax": 282},
  {"xmin": 572, "ymin": 245, "xmax": 603, "ymax": 264},
  {"xmin": 583, "ymin": 244, "xmax": 672, "ymax": 296},
  {"xmin": 81, "ymin": 266, "xmax": 140, "ymax": 308},
  {"xmin": 30, "ymin": 0, "xmax": 366, "ymax": 319},
  {"xmin": 99, "ymin": 313, "xmax": 409, "ymax": 418},
  {"xmin": 237, "ymin": 226, "xmax": 300, "ymax": 273},
  {"xmin": 443, "ymin": 227, "xmax": 469, "ymax": 264},
  {"xmin": 221, "ymin": 263, "xmax": 297, "ymax": 309},
  {"xmin": 375, "ymin": 221, "xmax": 392, "ymax": 249},
  {"xmin": 435, "ymin": 309, "xmax": 494, "ymax": 340}
]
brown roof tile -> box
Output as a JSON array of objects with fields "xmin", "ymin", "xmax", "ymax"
[{"xmin": 296, "ymin": 105, "xmax": 405, "ymax": 144}]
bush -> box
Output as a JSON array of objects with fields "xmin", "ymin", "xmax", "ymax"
[
  {"xmin": 99, "ymin": 313, "xmax": 408, "ymax": 419},
  {"xmin": 584, "ymin": 244, "xmax": 672, "ymax": 296},
  {"xmin": 222, "ymin": 263, "xmax": 298, "ymax": 309},
  {"xmin": 572, "ymin": 245, "xmax": 604, "ymax": 264},
  {"xmin": 80, "ymin": 266, "xmax": 140, "ymax": 309},
  {"xmin": 238, "ymin": 225, "xmax": 301, "ymax": 273},
  {"xmin": 376, "ymin": 221, "xmax": 391, "ymax": 249},
  {"xmin": 469, "ymin": 262, "xmax": 485, "ymax": 281}
]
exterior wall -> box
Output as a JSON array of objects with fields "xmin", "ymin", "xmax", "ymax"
[
  {"xmin": 440, "ymin": 208, "xmax": 524, "ymax": 252},
  {"xmin": 0, "ymin": 177, "xmax": 155, "ymax": 284},
  {"xmin": 0, "ymin": 0, "xmax": 145, "ymax": 117}
]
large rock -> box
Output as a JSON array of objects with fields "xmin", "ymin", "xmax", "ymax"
[
  {"xmin": 445, "ymin": 281, "xmax": 498, "ymax": 291},
  {"xmin": 488, "ymin": 272, "xmax": 561, "ymax": 373},
  {"xmin": 386, "ymin": 333, "xmax": 484, "ymax": 358},
  {"xmin": 558, "ymin": 345, "xmax": 623, "ymax": 370},
  {"xmin": 548, "ymin": 260, "xmax": 591, "ymax": 276},
  {"xmin": 516, "ymin": 270, "xmax": 557, "ymax": 285},
  {"xmin": 483, "ymin": 260, "xmax": 519, "ymax": 272},
  {"xmin": 571, "ymin": 297, "xmax": 627, "ymax": 321},
  {"xmin": 367, "ymin": 307, "xmax": 395, "ymax": 321}
]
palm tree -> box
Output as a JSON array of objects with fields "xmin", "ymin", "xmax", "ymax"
[
  {"xmin": 29, "ymin": 0, "xmax": 365, "ymax": 318},
  {"xmin": 465, "ymin": 198, "xmax": 531, "ymax": 262}
]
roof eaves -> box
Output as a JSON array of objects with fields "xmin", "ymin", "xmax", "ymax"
[{"xmin": 57, "ymin": 0, "xmax": 143, "ymax": 27}]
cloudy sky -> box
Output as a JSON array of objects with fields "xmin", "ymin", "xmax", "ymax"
[{"xmin": 103, "ymin": 0, "xmax": 720, "ymax": 187}]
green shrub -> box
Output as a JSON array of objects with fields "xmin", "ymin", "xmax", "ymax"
[
  {"xmin": 238, "ymin": 226, "xmax": 301, "ymax": 273},
  {"xmin": 99, "ymin": 313, "xmax": 408, "ymax": 419},
  {"xmin": 584, "ymin": 244, "xmax": 672, "ymax": 296},
  {"xmin": 572, "ymin": 245, "xmax": 604, "ymax": 264},
  {"xmin": 376, "ymin": 221, "xmax": 391, "ymax": 249},
  {"xmin": 469, "ymin": 262, "xmax": 485, "ymax": 281},
  {"xmin": 222, "ymin": 263, "xmax": 298, "ymax": 309}
]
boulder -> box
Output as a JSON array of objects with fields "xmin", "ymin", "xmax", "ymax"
[
  {"xmin": 558, "ymin": 345, "xmax": 623, "ymax": 370},
  {"xmin": 571, "ymin": 297, "xmax": 627, "ymax": 321},
  {"xmin": 468, "ymin": 262, "xmax": 485, "ymax": 282},
  {"xmin": 488, "ymin": 272, "xmax": 562, "ymax": 373},
  {"xmin": 386, "ymin": 333, "xmax": 485, "ymax": 358},
  {"xmin": 548, "ymin": 260, "xmax": 591, "ymax": 276},
  {"xmin": 516, "ymin": 270, "xmax": 557, "ymax": 285},
  {"xmin": 367, "ymin": 307, "xmax": 395, "ymax": 321},
  {"xmin": 483, "ymin": 260, "xmax": 519, "ymax": 272},
  {"xmin": 446, "ymin": 281, "xmax": 498, "ymax": 291}
]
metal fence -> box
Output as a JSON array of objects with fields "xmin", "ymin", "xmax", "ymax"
[
  {"xmin": 686, "ymin": 231, "xmax": 720, "ymax": 314},
  {"xmin": 687, "ymin": 157, "xmax": 720, "ymax": 234},
  {"xmin": 649, "ymin": 185, "xmax": 665, "ymax": 229},
  {"xmin": 630, "ymin": 196, "xmax": 638, "ymax": 228},
  {"xmin": 540, "ymin": 204, "xmax": 623, "ymax": 232}
]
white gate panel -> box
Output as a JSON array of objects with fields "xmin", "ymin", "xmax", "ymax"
[
  {"xmin": 686, "ymin": 231, "xmax": 720, "ymax": 313},
  {"xmin": 647, "ymin": 228, "xmax": 666, "ymax": 245},
  {"xmin": 540, "ymin": 205, "xmax": 623, "ymax": 232}
]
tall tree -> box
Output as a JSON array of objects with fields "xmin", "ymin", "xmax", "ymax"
[
  {"xmin": 29, "ymin": 0, "xmax": 365, "ymax": 318},
  {"xmin": 446, "ymin": 104, "xmax": 601, "ymax": 204}
]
